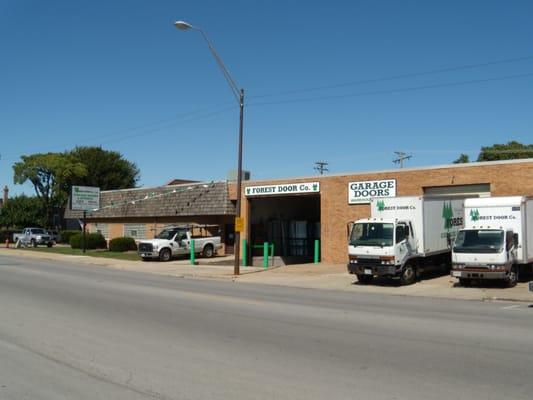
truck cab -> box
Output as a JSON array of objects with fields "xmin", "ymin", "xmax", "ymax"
[
  {"xmin": 348, "ymin": 218, "xmax": 417, "ymax": 284},
  {"xmin": 451, "ymin": 196, "xmax": 532, "ymax": 287},
  {"xmin": 452, "ymin": 228, "xmax": 518, "ymax": 285}
]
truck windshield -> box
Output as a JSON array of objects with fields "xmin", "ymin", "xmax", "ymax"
[
  {"xmin": 350, "ymin": 223, "xmax": 393, "ymax": 247},
  {"xmin": 156, "ymin": 229, "xmax": 183, "ymax": 240},
  {"xmin": 453, "ymin": 229, "xmax": 504, "ymax": 253}
]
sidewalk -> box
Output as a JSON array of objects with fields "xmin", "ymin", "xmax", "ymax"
[{"xmin": 1, "ymin": 247, "xmax": 532, "ymax": 303}]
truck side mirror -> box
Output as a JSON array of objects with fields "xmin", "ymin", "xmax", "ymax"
[
  {"xmin": 405, "ymin": 226, "xmax": 410, "ymax": 237},
  {"xmin": 513, "ymin": 233, "xmax": 519, "ymax": 247}
]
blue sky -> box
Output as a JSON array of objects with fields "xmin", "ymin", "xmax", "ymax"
[{"xmin": 1, "ymin": 0, "xmax": 532, "ymax": 196}]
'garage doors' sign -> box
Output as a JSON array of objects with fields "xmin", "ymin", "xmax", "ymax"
[
  {"xmin": 245, "ymin": 182, "xmax": 320, "ymax": 196},
  {"xmin": 348, "ymin": 179, "xmax": 396, "ymax": 204}
]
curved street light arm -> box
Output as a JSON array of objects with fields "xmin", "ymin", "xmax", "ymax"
[{"xmin": 194, "ymin": 27, "xmax": 241, "ymax": 104}]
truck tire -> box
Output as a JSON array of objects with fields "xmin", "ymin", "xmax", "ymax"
[
  {"xmin": 459, "ymin": 278, "xmax": 471, "ymax": 287},
  {"xmin": 400, "ymin": 263, "xmax": 417, "ymax": 286},
  {"xmin": 159, "ymin": 248, "xmax": 171, "ymax": 262},
  {"xmin": 356, "ymin": 274, "xmax": 373, "ymax": 284},
  {"xmin": 506, "ymin": 266, "xmax": 518, "ymax": 287},
  {"xmin": 31, "ymin": 239, "xmax": 37, "ymax": 248},
  {"xmin": 202, "ymin": 244, "xmax": 214, "ymax": 258},
  {"xmin": 47, "ymin": 242, "xmax": 53, "ymax": 248}
]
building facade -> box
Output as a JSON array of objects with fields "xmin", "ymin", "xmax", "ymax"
[{"xmin": 239, "ymin": 159, "xmax": 533, "ymax": 264}]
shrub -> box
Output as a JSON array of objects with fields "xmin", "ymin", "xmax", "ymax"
[
  {"xmin": 70, "ymin": 232, "xmax": 107, "ymax": 250},
  {"xmin": 109, "ymin": 237, "xmax": 137, "ymax": 252},
  {"xmin": 60, "ymin": 230, "xmax": 81, "ymax": 244}
]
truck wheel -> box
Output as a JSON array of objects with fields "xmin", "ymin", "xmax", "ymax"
[
  {"xmin": 459, "ymin": 278, "xmax": 471, "ymax": 287},
  {"xmin": 400, "ymin": 264, "xmax": 417, "ymax": 285},
  {"xmin": 47, "ymin": 242, "xmax": 53, "ymax": 248},
  {"xmin": 31, "ymin": 239, "xmax": 37, "ymax": 248},
  {"xmin": 159, "ymin": 248, "xmax": 171, "ymax": 262},
  {"xmin": 356, "ymin": 274, "xmax": 373, "ymax": 284},
  {"xmin": 506, "ymin": 266, "xmax": 518, "ymax": 287},
  {"xmin": 202, "ymin": 244, "xmax": 214, "ymax": 258}
]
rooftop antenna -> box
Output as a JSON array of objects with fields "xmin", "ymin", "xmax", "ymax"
[
  {"xmin": 393, "ymin": 151, "xmax": 412, "ymax": 169},
  {"xmin": 314, "ymin": 161, "xmax": 329, "ymax": 175}
]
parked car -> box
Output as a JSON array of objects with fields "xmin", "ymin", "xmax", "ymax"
[
  {"xmin": 138, "ymin": 226, "xmax": 222, "ymax": 261},
  {"xmin": 13, "ymin": 228, "xmax": 54, "ymax": 247}
]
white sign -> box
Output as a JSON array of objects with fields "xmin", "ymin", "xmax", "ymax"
[
  {"xmin": 71, "ymin": 186, "xmax": 100, "ymax": 211},
  {"xmin": 245, "ymin": 182, "xmax": 320, "ymax": 197},
  {"xmin": 348, "ymin": 179, "xmax": 396, "ymax": 204}
]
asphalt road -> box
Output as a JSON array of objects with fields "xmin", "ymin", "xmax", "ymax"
[{"xmin": 0, "ymin": 255, "xmax": 532, "ymax": 400}]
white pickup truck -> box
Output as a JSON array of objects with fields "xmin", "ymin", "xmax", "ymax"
[
  {"xmin": 13, "ymin": 227, "xmax": 54, "ymax": 247},
  {"xmin": 137, "ymin": 226, "xmax": 222, "ymax": 261}
]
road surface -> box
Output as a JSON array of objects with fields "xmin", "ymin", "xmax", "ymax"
[{"xmin": 0, "ymin": 255, "xmax": 532, "ymax": 399}]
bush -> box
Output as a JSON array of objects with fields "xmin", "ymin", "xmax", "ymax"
[
  {"xmin": 60, "ymin": 230, "xmax": 81, "ymax": 244},
  {"xmin": 109, "ymin": 237, "xmax": 137, "ymax": 252},
  {"xmin": 70, "ymin": 232, "xmax": 107, "ymax": 250}
]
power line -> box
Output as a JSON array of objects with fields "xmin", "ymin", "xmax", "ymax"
[
  {"xmin": 250, "ymin": 54, "xmax": 533, "ymax": 99},
  {"xmin": 0, "ymin": 104, "xmax": 235, "ymax": 161},
  {"xmin": 249, "ymin": 71, "xmax": 533, "ymax": 107}
]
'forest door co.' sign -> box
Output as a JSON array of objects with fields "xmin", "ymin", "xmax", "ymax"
[
  {"xmin": 245, "ymin": 182, "xmax": 320, "ymax": 197},
  {"xmin": 348, "ymin": 179, "xmax": 396, "ymax": 204}
]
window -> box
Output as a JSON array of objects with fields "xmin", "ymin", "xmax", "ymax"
[
  {"xmin": 90, "ymin": 223, "xmax": 109, "ymax": 239},
  {"xmin": 124, "ymin": 224, "xmax": 146, "ymax": 239}
]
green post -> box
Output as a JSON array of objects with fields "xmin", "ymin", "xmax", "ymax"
[
  {"xmin": 242, "ymin": 238, "xmax": 247, "ymax": 267},
  {"xmin": 263, "ymin": 242, "xmax": 269, "ymax": 268},
  {"xmin": 190, "ymin": 239, "xmax": 196, "ymax": 265},
  {"xmin": 314, "ymin": 239, "xmax": 320, "ymax": 264}
]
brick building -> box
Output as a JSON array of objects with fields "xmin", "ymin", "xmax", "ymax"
[
  {"xmin": 65, "ymin": 181, "xmax": 237, "ymax": 254},
  {"xmin": 239, "ymin": 159, "xmax": 533, "ymax": 264},
  {"xmin": 64, "ymin": 159, "xmax": 533, "ymax": 264}
]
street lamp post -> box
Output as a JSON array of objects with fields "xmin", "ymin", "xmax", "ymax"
[{"xmin": 174, "ymin": 20, "xmax": 244, "ymax": 275}]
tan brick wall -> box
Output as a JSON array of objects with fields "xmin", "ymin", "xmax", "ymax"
[{"xmin": 241, "ymin": 161, "xmax": 533, "ymax": 264}]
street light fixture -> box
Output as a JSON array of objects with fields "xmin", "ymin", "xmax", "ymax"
[{"xmin": 174, "ymin": 20, "xmax": 245, "ymax": 275}]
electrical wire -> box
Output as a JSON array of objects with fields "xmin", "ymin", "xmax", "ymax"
[
  {"xmin": 249, "ymin": 54, "xmax": 533, "ymax": 99},
  {"xmin": 249, "ymin": 72, "xmax": 533, "ymax": 107}
]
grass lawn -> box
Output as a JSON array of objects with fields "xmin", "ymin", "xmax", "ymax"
[{"xmin": 21, "ymin": 246, "xmax": 140, "ymax": 261}]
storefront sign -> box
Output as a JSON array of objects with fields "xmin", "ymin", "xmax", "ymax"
[
  {"xmin": 245, "ymin": 182, "xmax": 320, "ymax": 197},
  {"xmin": 71, "ymin": 186, "xmax": 100, "ymax": 211},
  {"xmin": 348, "ymin": 179, "xmax": 396, "ymax": 204}
]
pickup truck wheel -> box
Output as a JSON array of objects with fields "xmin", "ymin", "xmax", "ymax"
[
  {"xmin": 159, "ymin": 248, "xmax": 171, "ymax": 262},
  {"xmin": 47, "ymin": 242, "xmax": 53, "ymax": 248},
  {"xmin": 31, "ymin": 239, "xmax": 37, "ymax": 248},
  {"xmin": 400, "ymin": 264, "xmax": 416, "ymax": 286},
  {"xmin": 202, "ymin": 244, "xmax": 214, "ymax": 258},
  {"xmin": 356, "ymin": 274, "xmax": 373, "ymax": 284}
]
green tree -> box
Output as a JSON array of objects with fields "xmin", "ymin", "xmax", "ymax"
[
  {"xmin": 477, "ymin": 141, "xmax": 533, "ymax": 162},
  {"xmin": 0, "ymin": 195, "xmax": 47, "ymax": 228},
  {"xmin": 453, "ymin": 154, "xmax": 470, "ymax": 164},
  {"xmin": 13, "ymin": 153, "xmax": 87, "ymax": 227},
  {"xmin": 68, "ymin": 146, "xmax": 139, "ymax": 190}
]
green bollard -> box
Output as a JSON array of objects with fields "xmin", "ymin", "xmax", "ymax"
[
  {"xmin": 263, "ymin": 242, "xmax": 269, "ymax": 268},
  {"xmin": 314, "ymin": 239, "xmax": 320, "ymax": 264},
  {"xmin": 242, "ymin": 239, "xmax": 247, "ymax": 267},
  {"xmin": 190, "ymin": 239, "xmax": 196, "ymax": 265}
]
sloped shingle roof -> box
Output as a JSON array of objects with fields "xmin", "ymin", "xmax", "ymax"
[{"xmin": 65, "ymin": 181, "xmax": 235, "ymax": 220}]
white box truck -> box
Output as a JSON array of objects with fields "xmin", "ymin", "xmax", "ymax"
[
  {"xmin": 348, "ymin": 196, "xmax": 464, "ymax": 285},
  {"xmin": 451, "ymin": 196, "xmax": 533, "ymax": 286}
]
